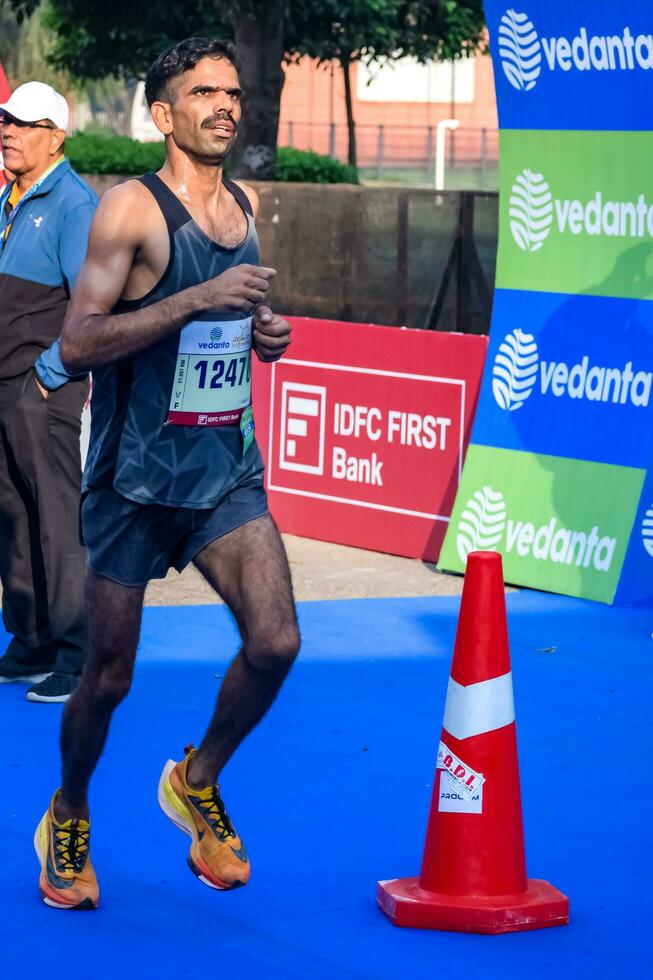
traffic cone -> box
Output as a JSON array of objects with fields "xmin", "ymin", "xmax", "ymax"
[{"xmin": 377, "ymin": 551, "xmax": 569, "ymax": 934}]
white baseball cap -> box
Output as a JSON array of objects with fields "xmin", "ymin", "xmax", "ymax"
[{"xmin": 0, "ymin": 81, "xmax": 69, "ymax": 130}]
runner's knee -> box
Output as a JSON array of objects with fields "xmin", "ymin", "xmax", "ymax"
[
  {"xmin": 244, "ymin": 622, "xmax": 301, "ymax": 676},
  {"xmin": 90, "ymin": 660, "xmax": 134, "ymax": 708}
]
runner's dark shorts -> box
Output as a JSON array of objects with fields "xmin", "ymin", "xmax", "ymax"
[{"xmin": 81, "ymin": 483, "xmax": 269, "ymax": 587}]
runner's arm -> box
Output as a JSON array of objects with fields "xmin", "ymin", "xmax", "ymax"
[{"xmin": 60, "ymin": 183, "xmax": 275, "ymax": 373}]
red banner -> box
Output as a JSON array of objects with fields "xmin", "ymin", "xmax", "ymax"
[
  {"xmin": 0, "ymin": 65, "xmax": 10, "ymax": 188},
  {"xmin": 252, "ymin": 317, "xmax": 487, "ymax": 561}
]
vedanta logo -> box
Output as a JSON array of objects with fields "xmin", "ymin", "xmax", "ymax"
[
  {"xmin": 509, "ymin": 168, "xmax": 653, "ymax": 251},
  {"xmin": 509, "ymin": 170, "xmax": 553, "ymax": 252},
  {"xmin": 456, "ymin": 486, "xmax": 506, "ymax": 563},
  {"xmin": 492, "ymin": 331, "xmax": 651, "ymax": 412},
  {"xmin": 492, "ymin": 329, "xmax": 539, "ymax": 411},
  {"xmin": 456, "ymin": 486, "xmax": 617, "ymax": 573},
  {"xmin": 498, "ymin": 9, "xmax": 653, "ymax": 92},
  {"xmin": 643, "ymin": 505, "xmax": 653, "ymax": 558},
  {"xmin": 498, "ymin": 10, "xmax": 542, "ymax": 92}
]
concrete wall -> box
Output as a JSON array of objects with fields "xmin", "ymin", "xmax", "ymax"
[{"xmin": 82, "ymin": 176, "xmax": 498, "ymax": 332}]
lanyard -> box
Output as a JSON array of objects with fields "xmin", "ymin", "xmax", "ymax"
[{"xmin": 0, "ymin": 156, "xmax": 65, "ymax": 254}]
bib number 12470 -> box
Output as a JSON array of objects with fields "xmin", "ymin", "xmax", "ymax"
[{"xmin": 166, "ymin": 317, "xmax": 253, "ymax": 428}]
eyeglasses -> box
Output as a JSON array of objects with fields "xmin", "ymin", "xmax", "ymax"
[{"xmin": 0, "ymin": 115, "xmax": 55, "ymax": 130}]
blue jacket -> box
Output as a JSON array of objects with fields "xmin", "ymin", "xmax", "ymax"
[{"xmin": 0, "ymin": 158, "xmax": 98, "ymax": 389}]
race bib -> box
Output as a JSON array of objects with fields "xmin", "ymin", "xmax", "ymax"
[{"xmin": 166, "ymin": 317, "xmax": 252, "ymax": 428}]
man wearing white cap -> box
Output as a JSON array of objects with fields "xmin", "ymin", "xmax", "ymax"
[{"xmin": 0, "ymin": 82, "xmax": 97, "ymax": 702}]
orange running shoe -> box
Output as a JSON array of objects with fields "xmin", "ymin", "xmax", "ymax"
[
  {"xmin": 34, "ymin": 792, "xmax": 99, "ymax": 910},
  {"xmin": 158, "ymin": 747, "xmax": 250, "ymax": 891}
]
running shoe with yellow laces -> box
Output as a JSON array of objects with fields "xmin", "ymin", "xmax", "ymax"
[
  {"xmin": 158, "ymin": 746, "xmax": 250, "ymax": 890},
  {"xmin": 34, "ymin": 791, "xmax": 99, "ymax": 910}
]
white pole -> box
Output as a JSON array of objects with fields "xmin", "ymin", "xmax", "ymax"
[{"xmin": 435, "ymin": 119, "xmax": 460, "ymax": 191}]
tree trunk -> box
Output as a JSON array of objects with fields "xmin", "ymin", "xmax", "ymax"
[
  {"xmin": 228, "ymin": 0, "xmax": 285, "ymax": 180},
  {"xmin": 341, "ymin": 54, "xmax": 357, "ymax": 170}
]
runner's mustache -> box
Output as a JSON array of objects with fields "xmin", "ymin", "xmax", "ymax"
[{"xmin": 201, "ymin": 114, "xmax": 238, "ymax": 132}]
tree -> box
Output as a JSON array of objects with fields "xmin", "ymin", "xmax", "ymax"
[
  {"xmin": 4, "ymin": 0, "xmax": 285, "ymax": 179},
  {"xmin": 3, "ymin": 0, "xmax": 229, "ymax": 78},
  {"xmin": 3, "ymin": 0, "xmax": 485, "ymax": 176},
  {"xmin": 287, "ymin": 0, "xmax": 397, "ymax": 170},
  {"xmin": 0, "ymin": 0, "xmax": 69, "ymax": 89},
  {"xmin": 286, "ymin": 1, "xmax": 486, "ymax": 168},
  {"xmin": 228, "ymin": 0, "xmax": 285, "ymax": 179}
]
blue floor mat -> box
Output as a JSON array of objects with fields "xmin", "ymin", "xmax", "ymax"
[{"xmin": 1, "ymin": 591, "xmax": 651, "ymax": 979}]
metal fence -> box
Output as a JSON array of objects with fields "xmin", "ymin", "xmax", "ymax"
[
  {"xmin": 282, "ymin": 122, "xmax": 499, "ymax": 189},
  {"xmin": 255, "ymin": 184, "xmax": 499, "ymax": 334}
]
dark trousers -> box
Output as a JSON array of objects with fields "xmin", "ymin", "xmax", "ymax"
[{"xmin": 0, "ymin": 371, "xmax": 88, "ymax": 675}]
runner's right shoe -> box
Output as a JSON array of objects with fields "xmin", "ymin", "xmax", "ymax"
[{"xmin": 34, "ymin": 791, "xmax": 99, "ymax": 910}]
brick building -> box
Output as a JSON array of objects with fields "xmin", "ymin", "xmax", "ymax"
[{"xmin": 278, "ymin": 50, "xmax": 498, "ymax": 172}]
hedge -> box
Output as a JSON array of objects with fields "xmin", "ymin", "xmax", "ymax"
[
  {"xmin": 67, "ymin": 134, "xmax": 166, "ymax": 175},
  {"xmin": 275, "ymin": 146, "xmax": 358, "ymax": 184},
  {"xmin": 66, "ymin": 134, "xmax": 357, "ymax": 183}
]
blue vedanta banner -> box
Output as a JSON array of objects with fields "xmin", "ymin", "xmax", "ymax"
[
  {"xmin": 615, "ymin": 454, "xmax": 653, "ymax": 604},
  {"xmin": 473, "ymin": 289, "xmax": 653, "ymax": 470},
  {"xmin": 491, "ymin": 2, "xmax": 653, "ymax": 130},
  {"xmin": 439, "ymin": 0, "xmax": 653, "ymax": 605}
]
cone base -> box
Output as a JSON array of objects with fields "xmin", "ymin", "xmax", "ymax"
[{"xmin": 377, "ymin": 877, "xmax": 569, "ymax": 934}]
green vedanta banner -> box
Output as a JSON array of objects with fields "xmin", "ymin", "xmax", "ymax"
[
  {"xmin": 439, "ymin": 446, "xmax": 645, "ymax": 603},
  {"xmin": 497, "ymin": 130, "xmax": 653, "ymax": 300}
]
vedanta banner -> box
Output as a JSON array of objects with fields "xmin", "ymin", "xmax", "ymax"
[{"xmin": 439, "ymin": 1, "xmax": 653, "ymax": 604}]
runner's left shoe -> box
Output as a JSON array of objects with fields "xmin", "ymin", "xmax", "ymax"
[
  {"xmin": 158, "ymin": 747, "xmax": 250, "ymax": 890},
  {"xmin": 34, "ymin": 792, "xmax": 99, "ymax": 909}
]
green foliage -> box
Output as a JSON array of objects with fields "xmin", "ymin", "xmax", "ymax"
[
  {"xmin": 0, "ymin": 0, "xmax": 72, "ymax": 89},
  {"xmin": 276, "ymin": 146, "xmax": 358, "ymax": 183},
  {"xmin": 286, "ymin": 0, "xmax": 399, "ymax": 66},
  {"xmin": 65, "ymin": 135, "xmax": 356, "ymax": 183},
  {"xmin": 46, "ymin": 0, "xmax": 231, "ymax": 80},
  {"xmin": 286, "ymin": 1, "xmax": 486, "ymax": 66},
  {"xmin": 5, "ymin": 0, "xmax": 485, "ymax": 81},
  {"xmin": 66, "ymin": 133, "xmax": 165, "ymax": 174},
  {"xmin": 5, "ymin": 0, "xmax": 232, "ymax": 80},
  {"xmin": 399, "ymin": 1, "xmax": 487, "ymax": 62}
]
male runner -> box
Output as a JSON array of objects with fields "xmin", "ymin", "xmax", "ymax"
[{"xmin": 34, "ymin": 37, "xmax": 300, "ymax": 910}]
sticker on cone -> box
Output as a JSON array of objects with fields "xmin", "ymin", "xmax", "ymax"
[
  {"xmin": 437, "ymin": 741, "xmax": 485, "ymax": 798},
  {"xmin": 438, "ymin": 771, "xmax": 483, "ymax": 814}
]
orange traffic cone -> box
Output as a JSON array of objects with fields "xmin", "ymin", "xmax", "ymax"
[{"xmin": 378, "ymin": 551, "xmax": 569, "ymax": 934}]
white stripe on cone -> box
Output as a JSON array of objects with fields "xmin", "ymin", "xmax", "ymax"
[{"xmin": 442, "ymin": 672, "xmax": 515, "ymax": 741}]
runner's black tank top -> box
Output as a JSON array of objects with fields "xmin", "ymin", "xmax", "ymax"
[{"xmin": 83, "ymin": 173, "xmax": 264, "ymax": 508}]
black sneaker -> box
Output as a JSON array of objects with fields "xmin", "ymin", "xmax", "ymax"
[
  {"xmin": 26, "ymin": 672, "xmax": 79, "ymax": 703},
  {"xmin": 0, "ymin": 656, "xmax": 52, "ymax": 685}
]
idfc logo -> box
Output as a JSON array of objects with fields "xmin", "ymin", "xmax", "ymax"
[
  {"xmin": 510, "ymin": 168, "xmax": 653, "ymax": 252},
  {"xmin": 498, "ymin": 8, "xmax": 653, "ymax": 93},
  {"xmin": 279, "ymin": 382, "xmax": 326, "ymax": 475},
  {"xmin": 492, "ymin": 329, "xmax": 652, "ymax": 413}
]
